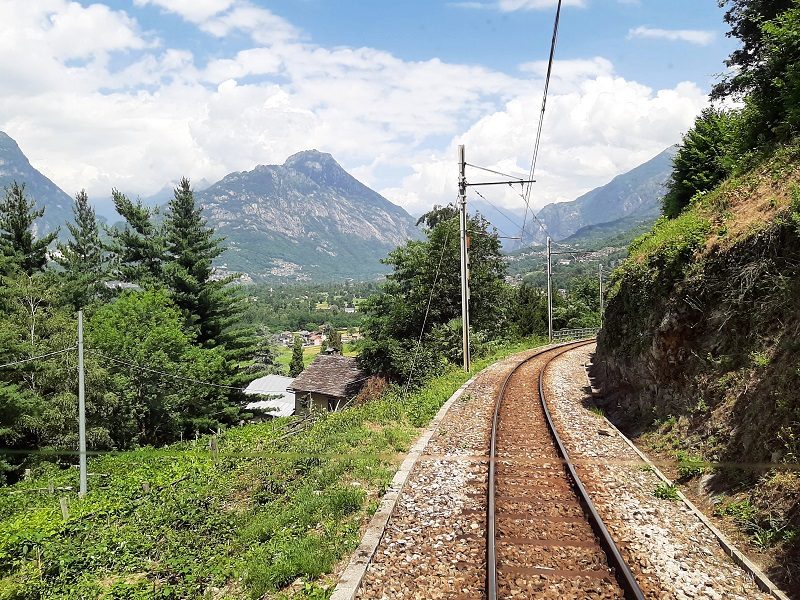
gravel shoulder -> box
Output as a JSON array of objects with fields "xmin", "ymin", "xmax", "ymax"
[
  {"xmin": 347, "ymin": 343, "xmax": 778, "ymax": 600},
  {"xmin": 544, "ymin": 344, "xmax": 774, "ymax": 600}
]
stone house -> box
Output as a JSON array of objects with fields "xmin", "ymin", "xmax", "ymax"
[{"xmin": 289, "ymin": 353, "xmax": 367, "ymax": 413}]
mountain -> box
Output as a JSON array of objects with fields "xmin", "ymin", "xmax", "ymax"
[
  {"xmin": 521, "ymin": 146, "xmax": 676, "ymax": 246},
  {"xmin": 471, "ymin": 200, "xmax": 525, "ymax": 251},
  {"xmin": 198, "ymin": 150, "xmax": 420, "ymax": 282},
  {"xmin": 556, "ymin": 213, "xmax": 657, "ymax": 249},
  {"xmin": 0, "ymin": 131, "xmax": 74, "ymax": 237}
]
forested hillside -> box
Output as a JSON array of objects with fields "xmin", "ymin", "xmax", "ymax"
[{"xmin": 594, "ymin": 0, "xmax": 800, "ymax": 590}]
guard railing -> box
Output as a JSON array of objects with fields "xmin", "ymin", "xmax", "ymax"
[{"xmin": 552, "ymin": 327, "xmax": 600, "ymax": 342}]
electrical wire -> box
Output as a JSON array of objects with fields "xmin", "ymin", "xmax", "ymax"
[
  {"xmin": 86, "ymin": 350, "xmax": 250, "ymax": 392},
  {"xmin": 465, "ymin": 163, "xmax": 527, "ymax": 181},
  {"xmin": 513, "ymin": 188, "xmax": 563, "ymax": 247},
  {"xmin": 0, "ymin": 347, "xmax": 76, "ymax": 369},
  {"xmin": 520, "ymin": 0, "xmax": 563, "ymax": 246},
  {"xmin": 472, "ymin": 189, "xmax": 524, "ymax": 233},
  {"xmin": 404, "ymin": 216, "xmax": 453, "ymax": 394}
]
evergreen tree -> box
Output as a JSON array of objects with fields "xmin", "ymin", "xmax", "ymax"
[
  {"xmin": 247, "ymin": 327, "xmax": 279, "ymax": 374},
  {"xmin": 663, "ymin": 108, "xmax": 738, "ymax": 218},
  {"xmin": 0, "ymin": 182, "xmax": 57, "ymax": 274},
  {"xmin": 289, "ymin": 335, "xmax": 304, "ymax": 377},
  {"xmin": 56, "ymin": 190, "xmax": 106, "ymax": 308},
  {"xmin": 163, "ymin": 178, "xmax": 231, "ymax": 345},
  {"xmin": 324, "ymin": 324, "xmax": 343, "ymax": 353},
  {"xmin": 107, "ymin": 189, "xmax": 164, "ymax": 286}
]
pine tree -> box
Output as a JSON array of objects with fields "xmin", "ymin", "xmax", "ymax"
[
  {"xmin": 289, "ymin": 335, "xmax": 305, "ymax": 377},
  {"xmin": 324, "ymin": 324, "xmax": 343, "ymax": 353},
  {"xmin": 163, "ymin": 178, "xmax": 230, "ymax": 344},
  {"xmin": 0, "ymin": 182, "xmax": 57, "ymax": 274},
  {"xmin": 247, "ymin": 328, "xmax": 279, "ymax": 374},
  {"xmin": 56, "ymin": 190, "xmax": 106, "ymax": 308},
  {"xmin": 107, "ymin": 189, "xmax": 164, "ymax": 287},
  {"xmin": 161, "ymin": 178, "xmax": 258, "ymax": 399}
]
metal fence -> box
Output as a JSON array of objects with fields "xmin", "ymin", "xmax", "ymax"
[{"xmin": 552, "ymin": 327, "xmax": 600, "ymax": 342}]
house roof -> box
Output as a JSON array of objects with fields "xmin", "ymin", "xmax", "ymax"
[
  {"xmin": 244, "ymin": 375, "xmax": 295, "ymax": 418},
  {"xmin": 289, "ymin": 354, "xmax": 366, "ymax": 399},
  {"xmin": 245, "ymin": 374, "xmax": 295, "ymax": 396}
]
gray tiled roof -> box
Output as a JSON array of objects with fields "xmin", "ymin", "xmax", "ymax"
[{"xmin": 289, "ymin": 355, "xmax": 366, "ymax": 398}]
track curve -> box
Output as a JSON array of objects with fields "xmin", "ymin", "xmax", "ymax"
[{"xmin": 486, "ymin": 340, "xmax": 646, "ymax": 600}]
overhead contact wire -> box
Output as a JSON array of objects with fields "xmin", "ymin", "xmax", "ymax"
[{"xmin": 520, "ymin": 0, "xmax": 563, "ymax": 246}]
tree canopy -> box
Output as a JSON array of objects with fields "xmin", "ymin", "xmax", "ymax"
[
  {"xmin": 0, "ymin": 182, "xmax": 57, "ymax": 275},
  {"xmin": 359, "ymin": 205, "xmax": 508, "ymax": 383}
]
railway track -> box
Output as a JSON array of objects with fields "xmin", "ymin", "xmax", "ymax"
[{"xmin": 486, "ymin": 340, "xmax": 646, "ymax": 599}]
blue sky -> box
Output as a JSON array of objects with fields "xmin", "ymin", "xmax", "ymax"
[{"xmin": 0, "ymin": 0, "xmax": 737, "ymax": 217}]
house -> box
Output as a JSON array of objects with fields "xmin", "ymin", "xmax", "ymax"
[
  {"xmin": 244, "ymin": 374, "xmax": 296, "ymax": 419},
  {"xmin": 289, "ymin": 353, "xmax": 367, "ymax": 413}
]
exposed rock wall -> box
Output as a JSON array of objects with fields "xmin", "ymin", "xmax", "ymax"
[{"xmin": 593, "ymin": 212, "xmax": 800, "ymax": 593}]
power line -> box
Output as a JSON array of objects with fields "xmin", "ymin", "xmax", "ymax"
[
  {"xmin": 472, "ymin": 189, "xmax": 524, "ymax": 232},
  {"xmin": 87, "ymin": 350, "xmax": 249, "ymax": 392},
  {"xmin": 520, "ymin": 0, "xmax": 563, "ymax": 245},
  {"xmin": 404, "ymin": 215, "xmax": 454, "ymax": 394},
  {"xmin": 0, "ymin": 347, "xmax": 76, "ymax": 370},
  {"xmin": 465, "ymin": 163, "xmax": 527, "ymax": 181},
  {"xmin": 513, "ymin": 188, "xmax": 561, "ymax": 246}
]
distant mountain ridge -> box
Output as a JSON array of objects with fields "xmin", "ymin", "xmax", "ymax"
[
  {"xmin": 0, "ymin": 131, "xmax": 419, "ymax": 282},
  {"xmin": 521, "ymin": 146, "xmax": 676, "ymax": 246},
  {"xmin": 197, "ymin": 150, "xmax": 420, "ymax": 282},
  {"xmin": 0, "ymin": 131, "xmax": 74, "ymax": 237}
]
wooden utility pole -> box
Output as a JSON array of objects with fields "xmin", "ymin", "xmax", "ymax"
[
  {"xmin": 458, "ymin": 145, "xmax": 471, "ymax": 372},
  {"xmin": 547, "ymin": 237, "xmax": 553, "ymax": 342},
  {"xmin": 77, "ymin": 310, "xmax": 87, "ymax": 497}
]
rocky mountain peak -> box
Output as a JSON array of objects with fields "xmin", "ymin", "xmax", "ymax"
[
  {"xmin": 196, "ymin": 149, "xmax": 420, "ymax": 282},
  {"xmin": 283, "ymin": 149, "xmax": 338, "ymax": 169},
  {"xmin": 0, "ymin": 130, "xmax": 32, "ymax": 169},
  {"xmin": 0, "ymin": 131, "xmax": 73, "ymax": 236}
]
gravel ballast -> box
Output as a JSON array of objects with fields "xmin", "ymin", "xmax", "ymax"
[{"xmin": 347, "ymin": 344, "xmax": 779, "ymax": 599}]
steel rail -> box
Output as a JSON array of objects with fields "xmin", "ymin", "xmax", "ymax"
[
  {"xmin": 486, "ymin": 339, "xmax": 587, "ymax": 600},
  {"xmin": 486, "ymin": 339, "xmax": 646, "ymax": 600},
  {"xmin": 537, "ymin": 342, "xmax": 646, "ymax": 600}
]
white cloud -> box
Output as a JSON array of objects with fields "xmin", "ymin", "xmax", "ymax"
[
  {"xmin": 383, "ymin": 76, "xmax": 707, "ymax": 215},
  {"xmin": 0, "ymin": 0, "xmax": 709, "ymax": 222},
  {"xmin": 628, "ymin": 26, "xmax": 715, "ymax": 46},
  {"xmin": 200, "ymin": 3, "xmax": 299, "ymax": 44},
  {"xmin": 0, "ymin": 0, "xmax": 152, "ymax": 94},
  {"xmin": 519, "ymin": 57, "xmax": 614, "ymax": 88},
  {"xmin": 133, "ymin": 0, "xmax": 234, "ymax": 23}
]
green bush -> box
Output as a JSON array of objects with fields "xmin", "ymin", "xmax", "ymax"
[
  {"xmin": 663, "ymin": 108, "xmax": 740, "ymax": 218},
  {"xmin": 675, "ymin": 451, "xmax": 706, "ymax": 479}
]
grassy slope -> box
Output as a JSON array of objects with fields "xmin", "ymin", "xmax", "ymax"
[
  {"xmin": 595, "ymin": 142, "xmax": 800, "ymax": 592},
  {"xmin": 0, "ymin": 338, "xmax": 543, "ymax": 600}
]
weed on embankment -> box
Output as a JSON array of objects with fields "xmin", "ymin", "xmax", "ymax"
[{"xmin": 0, "ymin": 337, "xmax": 543, "ymax": 599}]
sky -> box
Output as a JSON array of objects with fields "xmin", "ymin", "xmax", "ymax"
[{"xmin": 0, "ymin": 0, "xmax": 737, "ymax": 219}]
